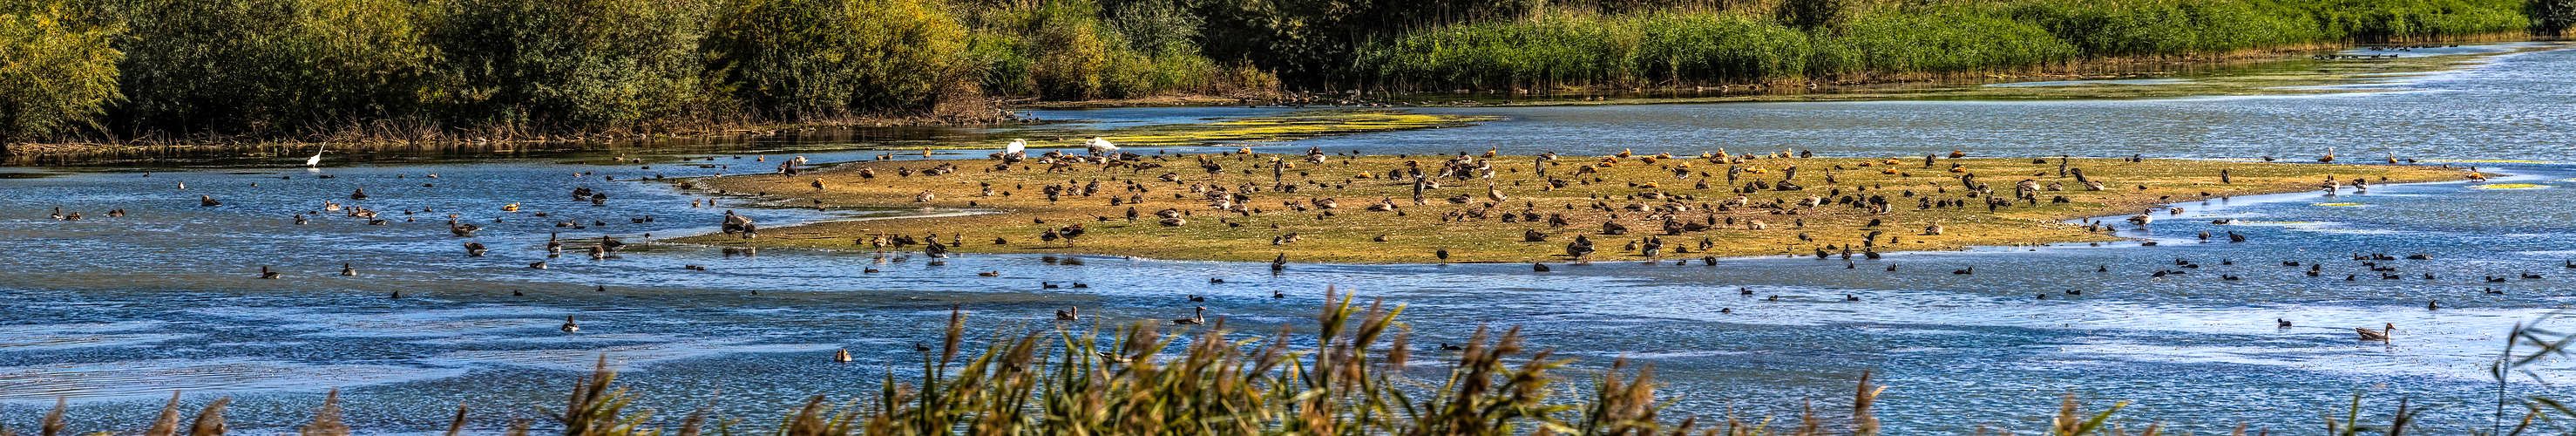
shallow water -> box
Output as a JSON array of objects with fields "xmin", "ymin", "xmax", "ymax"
[{"xmin": 8, "ymin": 44, "xmax": 2576, "ymax": 433}]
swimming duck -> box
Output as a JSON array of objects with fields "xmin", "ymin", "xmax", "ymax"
[
  {"xmin": 2356, "ymin": 323, "xmax": 2393, "ymax": 342},
  {"xmin": 560, "ymin": 316, "xmax": 580, "ymax": 334},
  {"xmin": 1170, "ymin": 306, "xmax": 1206, "ymax": 325}
]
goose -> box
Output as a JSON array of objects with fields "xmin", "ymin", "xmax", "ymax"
[
  {"xmin": 1438, "ymin": 343, "xmax": 1465, "ymax": 351},
  {"xmin": 1952, "ymin": 267, "xmax": 1974, "ymax": 275},
  {"xmin": 340, "ymin": 263, "xmax": 357, "ymax": 276},
  {"xmin": 200, "ymin": 195, "xmax": 221, "ymax": 207},
  {"xmin": 2277, "ymin": 318, "xmax": 2293, "ymax": 328},
  {"xmin": 258, "ymin": 266, "xmax": 281, "ymax": 279},
  {"xmin": 464, "ymin": 242, "xmax": 489, "ymax": 256},
  {"xmin": 1170, "ymin": 306, "xmax": 1206, "ymax": 325},
  {"xmin": 2356, "ymin": 323, "xmax": 2393, "ymax": 342},
  {"xmin": 1272, "ymin": 290, "xmax": 1285, "ymax": 299},
  {"xmin": 1187, "ymin": 295, "xmax": 1207, "ymax": 303},
  {"xmin": 48, "ymin": 207, "xmax": 64, "ymax": 221},
  {"xmin": 1055, "ymin": 307, "xmax": 1078, "ymax": 321},
  {"xmin": 1271, "ymin": 253, "xmax": 1287, "ymax": 272},
  {"xmin": 560, "ymin": 316, "xmax": 580, "ymax": 334},
  {"xmin": 833, "ymin": 349, "xmax": 854, "ymax": 363},
  {"xmin": 350, "ymin": 187, "xmax": 369, "ymax": 201},
  {"xmin": 2427, "ymin": 300, "xmax": 2439, "ymax": 310},
  {"xmin": 1532, "ymin": 262, "xmax": 1551, "ymax": 272},
  {"xmin": 447, "ymin": 215, "xmax": 480, "ymax": 236},
  {"xmin": 2317, "ymin": 146, "xmax": 2335, "ymax": 163},
  {"xmin": 529, "ymin": 261, "xmax": 548, "ymax": 269}
]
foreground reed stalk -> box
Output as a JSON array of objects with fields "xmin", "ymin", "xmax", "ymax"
[{"xmin": 12, "ymin": 290, "xmax": 2564, "ymax": 435}]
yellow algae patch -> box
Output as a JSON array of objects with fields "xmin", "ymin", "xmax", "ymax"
[
  {"xmin": 2471, "ymin": 183, "xmax": 2548, "ymax": 189},
  {"xmin": 2422, "ymin": 159, "xmax": 2553, "ymax": 164},
  {"xmin": 680, "ymin": 153, "xmax": 2470, "ymax": 263}
]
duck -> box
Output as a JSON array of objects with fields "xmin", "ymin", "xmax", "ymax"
[
  {"xmin": 340, "ymin": 263, "xmax": 357, "ymax": 276},
  {"xmin": 1170, "ymin": 306, "xmax": 1206, "ymax": 325},
  {"xmin": 258, "ymin": 266, "xmax": 281, "ymax": 279},
  {"xmin": 1952, "ymin": 267, "xmax": 1974, "ymax": 275},
  {"xmin": 1438, "ymin": 343, "xmax": 1465, "ymax": 351},
  {"xmin": 832, "ymin": 349, "xmax": 854, "ymax": 363},
  {"xmin": 560, "ymin": 316, "xmax": 580, "ymax": 334},
  {"xmin": 1532, "ymin": 262, "xmax": 1551, "ymax": 272},
  {"xmin": 200, "ymin": 195, "xmax": 221, "ymax": 207},
  {"xmin": 2356, "ymin": 323, "xmax": 2393, "ymax": 342},
  {"xmin": 447, "ymin": 215, "xmax": 480, "ymax": 236},
  {"xmin": 464, "ymin": 242, "xmax": 488, "ymax": 257}
]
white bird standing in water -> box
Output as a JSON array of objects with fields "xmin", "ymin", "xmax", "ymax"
[{"xmin": 304, "ymin": 144, "xmax": 326, "ymax": 167}]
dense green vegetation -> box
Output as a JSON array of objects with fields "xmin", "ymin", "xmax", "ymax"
[
  {"xmin": 0, "ymin": 0, "xmax": 1270, "ymax": 144},
  {"xmin": 0, "ymin": 0, "xmax": 2557, "ymax": 145},
  {"xmin": 0, "ymin": 3, "xmax": 120, "ymax": 142},
  {"xmin": 1359, "ymin": 0, "xmax": 2540, "ymax": 91}
]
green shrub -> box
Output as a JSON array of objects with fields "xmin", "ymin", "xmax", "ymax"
[
  {"xmin": 703, "ymin": 0, "xmax": 972, "ymax": 119},
  {"xmin": 0, "ymin": 3, "xmax": 122, "ymax": 141},
  {"xmin": 109, "ymin": 0, "xmax": 434, "ymax": 135},
  {"xmin": 427, "ymin": 0, "xmax": 710, "ymax": 131}
]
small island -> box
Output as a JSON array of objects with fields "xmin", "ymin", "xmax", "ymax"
[{"xmin": 678, "ymin": 149, "xmax": 2472, "ymax": 263}]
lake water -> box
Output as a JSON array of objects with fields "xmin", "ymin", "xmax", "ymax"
[{"xmin": 6, "ymin": 44, "xmax": 2576, "ymax": 433}]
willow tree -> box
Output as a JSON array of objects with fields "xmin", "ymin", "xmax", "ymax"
[{"xmin": 0, "ymin": 3, "xmax": 123, "ymax": 141}]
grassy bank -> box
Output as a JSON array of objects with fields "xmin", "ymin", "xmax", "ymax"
[
  {"xmin": 21, "ymin": 290, "xmax": 2573, "ymax": 434},
  {"xmin": 676, "ymin": 150, "xmax": 2471, "ymax": 263}
]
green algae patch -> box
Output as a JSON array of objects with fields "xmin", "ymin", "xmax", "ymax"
[{"xmin": 680, "ymin": 153, "xmax": 2471, "ymax": 263}]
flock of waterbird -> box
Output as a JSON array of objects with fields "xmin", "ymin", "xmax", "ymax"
[{"xmin": 29, "ymin": 141, "xmax": 2537, "ymax": 361}]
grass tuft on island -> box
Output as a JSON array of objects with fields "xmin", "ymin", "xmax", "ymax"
[{"xmin": 677, "ymin": 149, "xmax": 2472, "ymax": 263}]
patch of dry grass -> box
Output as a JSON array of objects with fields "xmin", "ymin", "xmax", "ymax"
[{"xmin": 677, "ymin": 149, "xmax": 2469, "ymax": 263}]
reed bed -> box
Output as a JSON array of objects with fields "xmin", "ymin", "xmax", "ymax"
[{"xmin": 16, "ymin": 290, "xmax": 2576, "ymax": 435}]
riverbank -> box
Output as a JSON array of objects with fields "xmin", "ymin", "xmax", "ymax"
[
  {"xmin": 675, "ymin": 152, "xmax": 2473, "ymax": 263},
  {"xmin": 10, "ymin": 38, "xmax": 2552, "ymax": 165}
]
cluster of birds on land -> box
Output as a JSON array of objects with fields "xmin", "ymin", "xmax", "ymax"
[{"xmin": 31, "ymin": 140, "xmax": 2530, "ymax": 362}]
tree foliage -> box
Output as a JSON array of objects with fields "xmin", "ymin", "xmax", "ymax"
[
  {"xmin": 704, "ymin": 0, "xmax": 972, "ymax": 119},
  {"xmin": 428, "ymin": 0, "xmax": 712, "ymax": 131},
  {"xmin": 0, "ymin": 3, "xmax": 122, "ymax": 141},
  {"xmin": 110, "ymin": 0, "xmax": 434, "ymax": 135}
]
